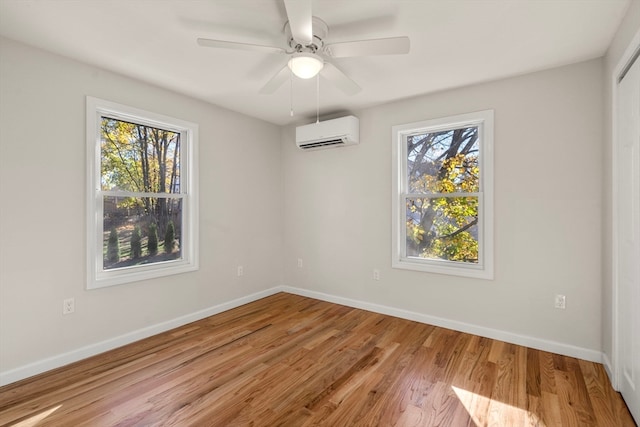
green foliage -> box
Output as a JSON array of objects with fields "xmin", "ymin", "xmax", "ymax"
[
  {"xmin": 148, "ymin": 223, "xmax": 159, "ymax": 256},
  {"xmin": 107, "ymin": 228, "xmax": 120, "ymax": 263},
  {"xmin": 164, "ymin": 221, "xmax": 175, "ymax": 254},
  {"xmin": 130, "ymin": 226, "xmax": 142, "ymax": 259},
  {"xmin": 421, "ymin": 197, "xmax": 478, "ymax": 262}
]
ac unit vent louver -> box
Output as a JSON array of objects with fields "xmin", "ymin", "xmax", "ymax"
[{"xmin": 299, "ymin": 138, "xmax": 346, "ymax": 149}]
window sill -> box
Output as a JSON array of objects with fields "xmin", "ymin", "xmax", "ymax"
[
  {"xmin": 392, "ymin": 258, "xmax": 494, "ymax": 280},
  {"xmin": 88, "ymin": 260, "xmax": 199, "ymax": 290}
]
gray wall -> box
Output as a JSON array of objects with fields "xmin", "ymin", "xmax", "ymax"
[
  {"xmin": 0, "ymin": 38, "xmax": 283, "ymax": 374},
  {"xmin": 282, "ymin": 59, "xmax": 604, "ymax": 354}
]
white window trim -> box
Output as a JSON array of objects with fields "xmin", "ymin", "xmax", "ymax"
[
  {"xmin": 86, "ymin": 96, "xmax": 199, "ymax": 289},
  {"xmin": 391, "ymin": 110, "xmax": 494, "ymax": 280}
]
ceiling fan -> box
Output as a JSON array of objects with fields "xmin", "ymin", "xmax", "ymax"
[{"xmin": 196, "ymin": 0, "xmax": 410, "ymax": 96}]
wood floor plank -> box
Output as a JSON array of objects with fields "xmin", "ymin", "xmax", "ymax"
[
  {"xmin": 580, "ymin": 359, "xmax": 636, "ymax": 427},
  {"xmin": 0, "ymin": 292, "xmax": 636, "ymax": 426}
]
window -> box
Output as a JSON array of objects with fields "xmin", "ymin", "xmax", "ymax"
[
  {"xmin": 392, "ymin": 110, "xmax": 493, "ymax": 279},
  {"xmin": 86, "ymin": 97, "xmax": 199, "ymax": 289}
]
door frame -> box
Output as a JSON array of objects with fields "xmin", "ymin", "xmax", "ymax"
[{"xmin": 611, "ymin": 28, "xmax": 640, "ymax": 391}]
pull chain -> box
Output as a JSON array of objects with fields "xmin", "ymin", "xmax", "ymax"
[
  {"xmin": 316, "ymin": 74, "xmax": 320, "ymax": 123},
  {"xmin": 290, "ymin": 68, "xmax": 294, "ymax": 117}
]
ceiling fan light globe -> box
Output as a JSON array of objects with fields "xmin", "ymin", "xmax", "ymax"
[{"xmin": 288, "ymin": 52, "xmax": 324, "ymax": 79}]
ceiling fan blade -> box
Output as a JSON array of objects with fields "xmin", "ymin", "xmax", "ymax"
[
  {"xmin": 197, "ymin": 38, "xmax": 285, "ymax": 55},
  {"xmin": 259, "ymin": 65, "xmax": 290, "ymax": 94},
  {"xmin": 321, "ymin": 63, "xmax": 361, "ymax": 96},
  {"xmin": 284, "ymin": 0, "xmax": 313, "ymax": 45},
  {"xmin": 325, "ymin": 36, "xmax": 410, "ymax": 58}
]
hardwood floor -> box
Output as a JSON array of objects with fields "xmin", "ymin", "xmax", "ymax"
[{"xmin": 0, "ymin": 292, "xmax": 635, "ymax": 426}]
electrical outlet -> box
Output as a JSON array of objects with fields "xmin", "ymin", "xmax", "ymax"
[
  {"xmin": 554, "ymin": 294, "xmax": 566, "ymax": 309},
  {"xmin": 63, "ymin": 298, "xmax": 75, "ymax": 315},
  {"xmin": 373, "ymin": 269, "xmax": 380, "ymax": 280},
  {"xmin": 237, "ymin": 265, "xmax": 243, "ymax": 277},
  {"xmin": 297, "ymin": 258, "xmax": 303, "ymax": 268}
]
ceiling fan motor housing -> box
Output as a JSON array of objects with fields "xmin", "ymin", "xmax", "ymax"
[{"xmin": 286, "ymin": 16, "xmax": 329, "ymax": 54}]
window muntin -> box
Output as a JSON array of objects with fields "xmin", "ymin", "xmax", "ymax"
[
  {"xmin": 392, "ymin": 111, "xmax": 493, "ymax": 279},
  {"xmin": 87, "ymin": 97, "xmax": 198, "ymax": 289}
]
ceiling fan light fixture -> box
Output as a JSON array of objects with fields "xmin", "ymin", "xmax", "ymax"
[{"xmin": 288, "ymin": 52, "xmax": 324, "ymax": 79}]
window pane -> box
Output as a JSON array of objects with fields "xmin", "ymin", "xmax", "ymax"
[
  {"xmin": 103, "ymin": 196, "xmax": 183, "ymax": 270},
  {"xmin": 407, "ymin": 126, "xmax": 479, "ymax": 194},
  {"xmin": 100, "ymin": 117, "xmax": 181, "ymax": 193},
  {"xmin": 406, "ymin": 196, "xmax": 478, "ymax": 263}
]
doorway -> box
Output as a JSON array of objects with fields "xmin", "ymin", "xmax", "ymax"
[{"xmin": 614, "ymin": 36, "xmax": 640, "ymax": 423}]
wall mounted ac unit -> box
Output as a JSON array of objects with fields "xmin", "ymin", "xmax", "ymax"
[{"xmin": 296, "ymin": 115, "xmax": 359, "ymax": 150}]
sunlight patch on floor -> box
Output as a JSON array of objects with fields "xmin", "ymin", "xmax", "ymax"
[
  {"xmin": 12, "ymin": 405, "xmax": 62, "ymax": 427},
  {"xmin": 452, "ymin": 386, "xmax": 545, "ymax": 427}
]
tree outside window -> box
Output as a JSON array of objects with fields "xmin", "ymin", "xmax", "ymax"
[{"xmin": 101, "ymin": 118, "xmax": 182, "ymax": 269}]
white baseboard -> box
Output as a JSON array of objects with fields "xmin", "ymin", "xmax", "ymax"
[
  {"xmin": 602, "ymin": 352, "xmax": 618, "ymax": 390},
  {"xmin": 0, "ymin": 287, "xmax": 283, "ymax": 387},
  {"xmin": 1, "ymin": 284, "xmax": 604, "ymax": 387},
  {"xmin": 281, "ymin": 286, "xmax": 604, "ymax": 364}
]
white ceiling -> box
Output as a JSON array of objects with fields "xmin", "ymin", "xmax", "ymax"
[{"xmin": 0, "ymin": 0, "xmax": 630, "ymax": 125}]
